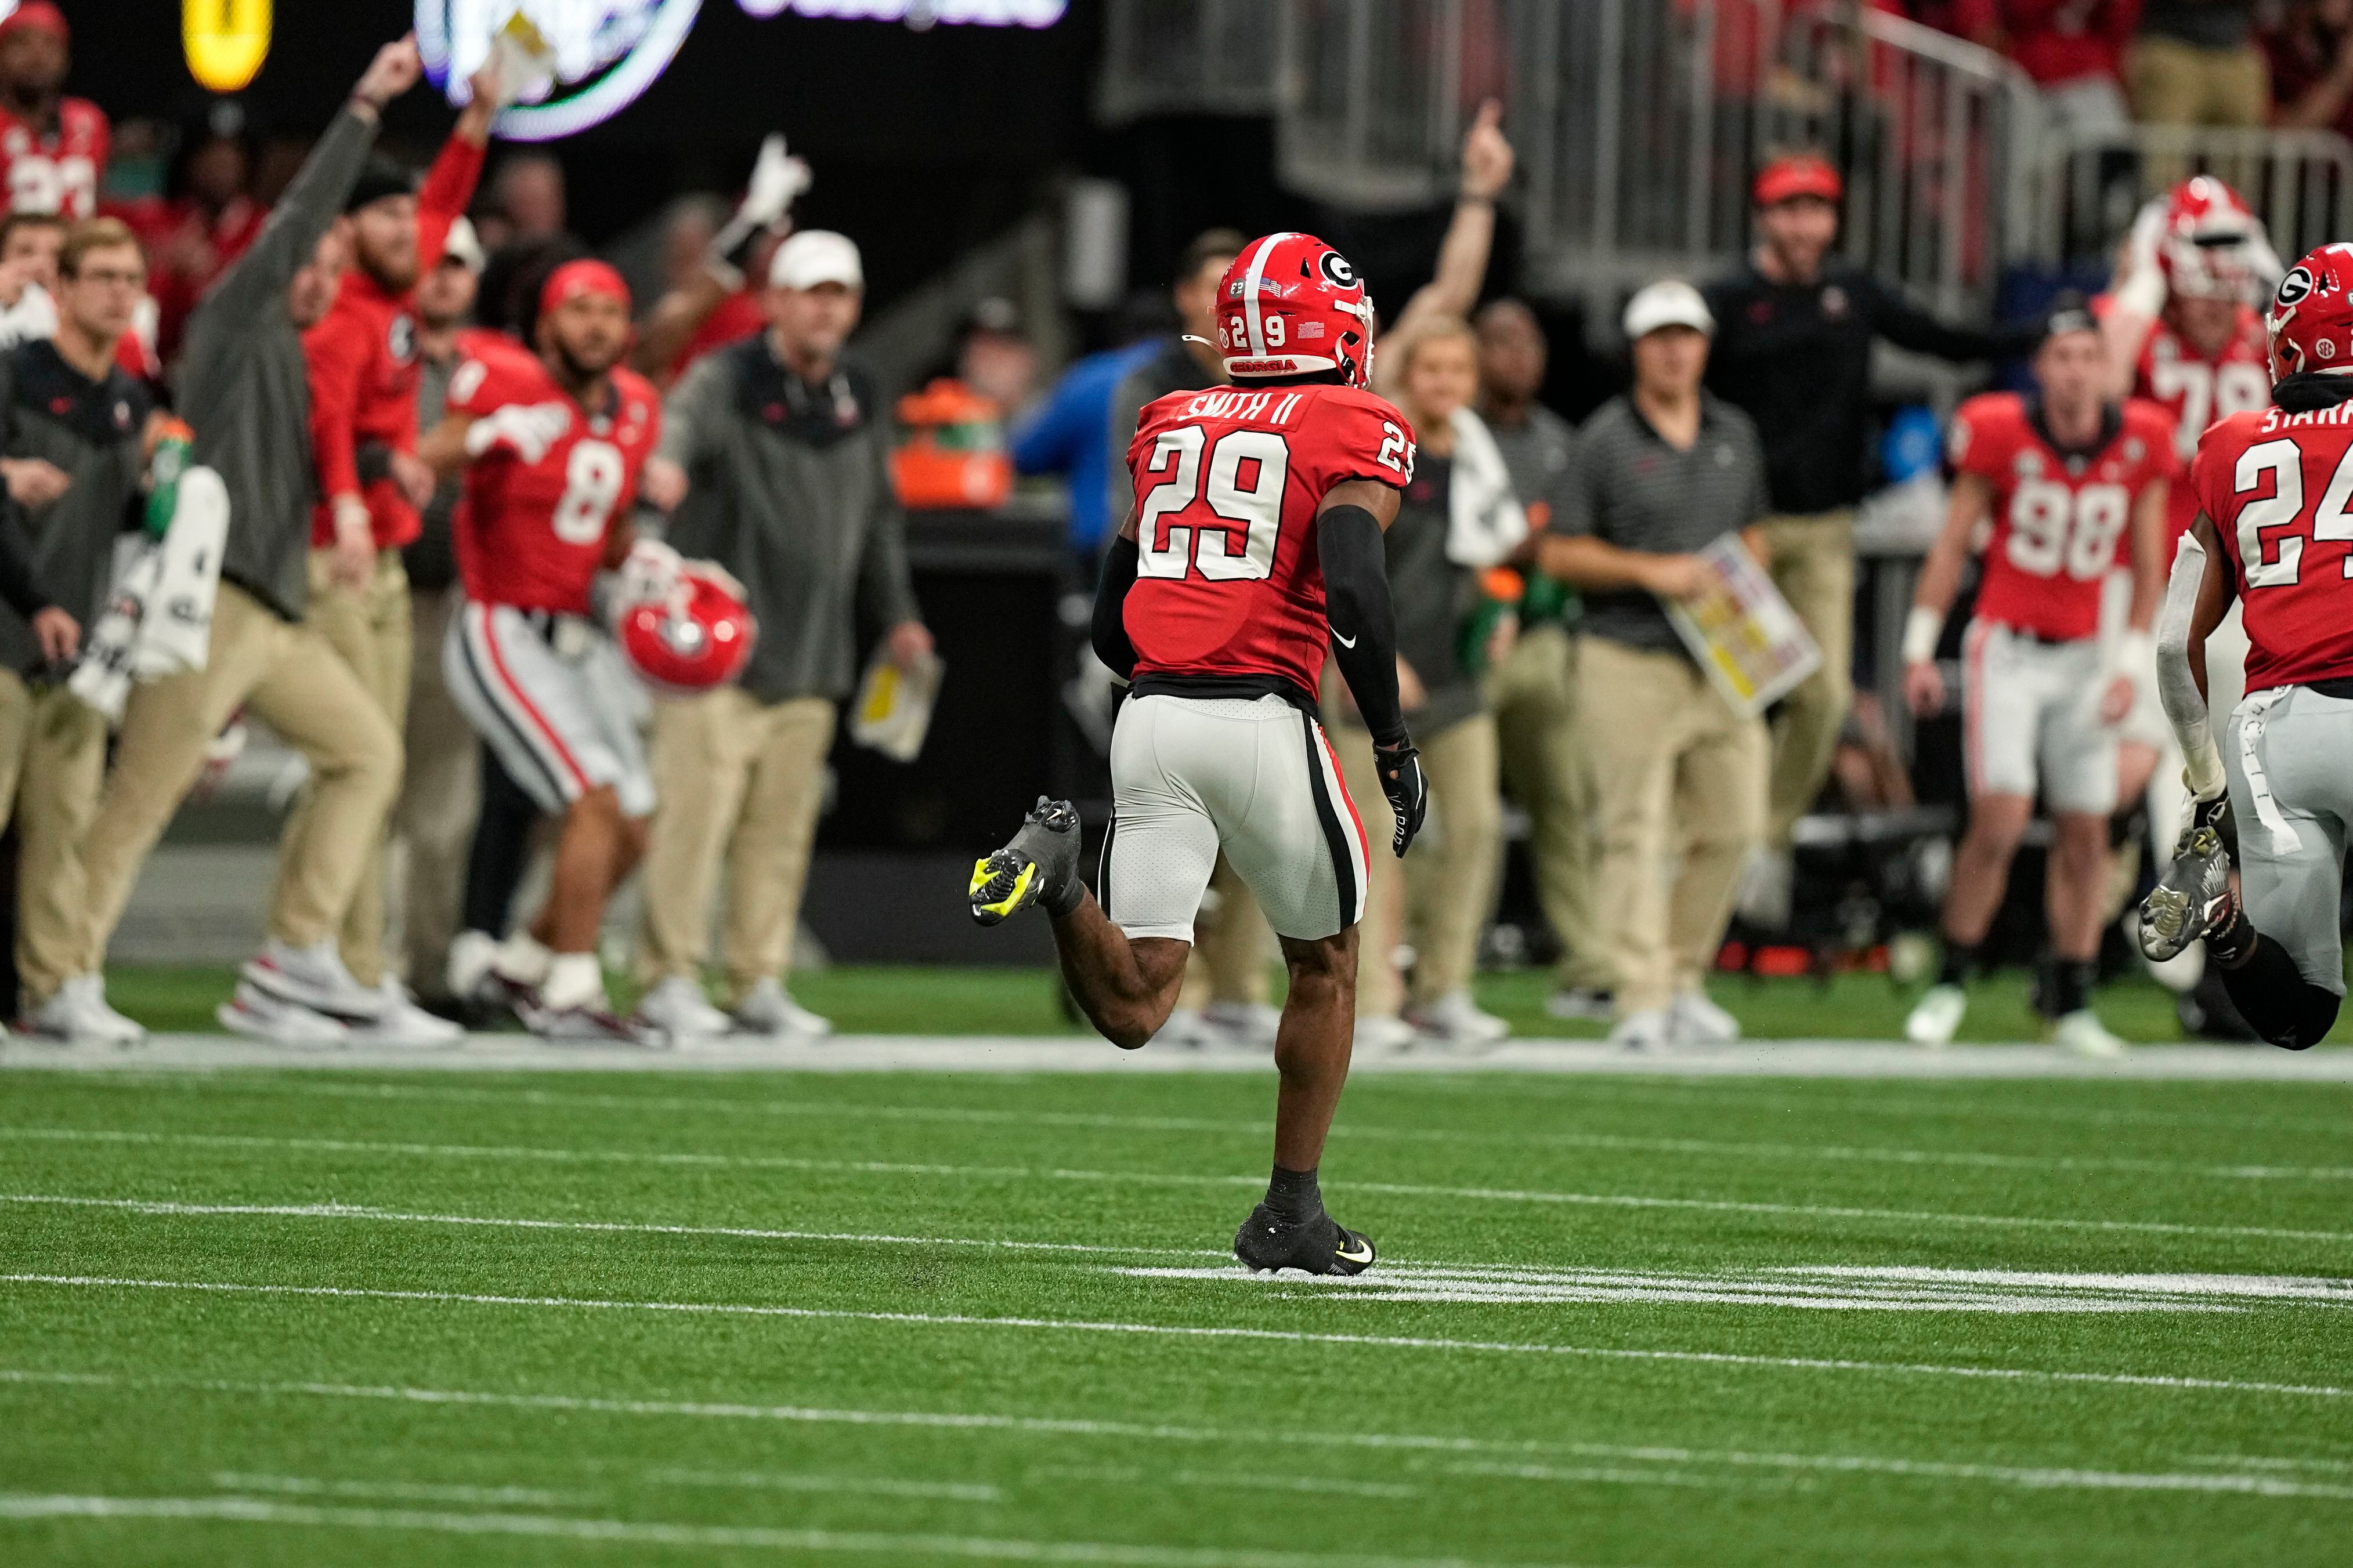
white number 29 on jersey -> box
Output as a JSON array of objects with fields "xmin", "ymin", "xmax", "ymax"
[
  {"xmin": 553, "ymin": 440, "xmax": 626, "ymax": 545},
  {"xmin": 1136, "ymin": 425, "xmax": 1293, "ymax": 581},
  {"xmin": 2004, "ymin": 479, "xmax": 2129, "ymax": 581}
]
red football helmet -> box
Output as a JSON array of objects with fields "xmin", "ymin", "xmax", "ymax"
[
  {"xmin": 617, "ymin": 564, "xmax": 757, "ymax": 696},
  {"xmin": 2265, "ymin": 243, "xmax": 2353, "ymax": 381},
  {"xmin": 1214, "ymin": 231, "xmax": 1377, "ymax": 386},
  {"xmin": 2159, "ymin": 176, "xmax": 2261, "ymax": 301}
]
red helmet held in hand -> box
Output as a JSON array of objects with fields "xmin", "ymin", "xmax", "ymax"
[
  {"xmin": 2265, "ymin": 244, "xmax": 2353, "ymax": 381},
  {"xmin": 2159, "ymin": 176, "xmax": 2261, "ymax": 302},
  {"xmin": 1214, "ymin": 232, "xmax": 1378, "ymax": 388},
  {"xmin": 617, "ymin": 564, "xmax": 757, "ymax": 696}
]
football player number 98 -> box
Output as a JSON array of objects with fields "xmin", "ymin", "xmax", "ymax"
[{"xmin": 1137, "ymin": 425, "xmax": 1291, "ymax": 582}]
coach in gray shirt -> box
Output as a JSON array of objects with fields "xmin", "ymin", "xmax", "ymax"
[
  {"xmin": 634, "ymin": 229, "xmax": 930, "ymax": 1041},
  {"xmin": 1539, "ymin": 280, "xmax": 1770, "ymax": 1051}
]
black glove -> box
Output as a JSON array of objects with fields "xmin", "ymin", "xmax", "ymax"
[{"xmin": 1373, "ymin": 737, "xmax": 1427, "ymax": 857}]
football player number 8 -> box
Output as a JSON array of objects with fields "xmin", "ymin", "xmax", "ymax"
[
  {"xmin": 1137, "ymin": 425, "xmax": 1291, "ymax": 581},
  {"xmin": 554, "ymin": 440, "xmax": 626, "ymax": 545}
]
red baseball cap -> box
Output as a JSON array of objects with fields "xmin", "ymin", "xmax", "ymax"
[
  {"xmin": 1753, "ymin": 153, "xmax": 1841, "ymax": 208},
  {"xmin": 0, "ymin": 3, "xmax": 68, "ymax": 44},
  {"xmin": 540, "ymin": 258, "xmax": 631, "ymax": 316}
]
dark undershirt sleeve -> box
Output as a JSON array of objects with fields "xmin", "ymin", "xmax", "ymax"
[
  {"xmin": 1090, "ymin": 533, "xmax": 1140, "ymax": 680},
  {"xmin": 1318, "ymin": 502, "xmax": 1407, "ymax": 747}
]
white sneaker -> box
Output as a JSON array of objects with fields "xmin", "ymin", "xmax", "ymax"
[
  {"xmin": 1671, "ymin": 988, "xmax": 1741, "ymax": 1044},
  {"xmin": 522, "ymin": 1000, "xmax": 666, "ymax": 1047},
  {"xmin": 1405, "ymin": 990, "xmax": 1509, "ymax": 1046},
  {"xmin": 218, "ymin": 981, "xmax": 349, "ymax": 1047},
  {"xmin": 1544, "ymin": 986, "xmax": 1614, "ymax": 1023},
  {"xmin": 1351, "ymin": 1013, "xmax": 1418, "ymax": 1053},
  {"xmin": 242, "ymin": 938, "xmax": 388, "ymax": 1021},
  {"xmin": 637, "ymin": 975, "xmax": 734, "ymax": 1041},
  {"xmin": 1150, "ymin": 1007, "xmax": 1221, "ymax": 1048},
  {"xmin": 23, "ymin": 974, "xmax": 144, "ymax": 1044},
  {"xmin": 446, "ymin": 929, "xmax": 500, "ymax": 1002},
  {"xmin": 1203, "ymin": 1000, "xmax": 1282, "ymax": 1048},
  {"xmin": 344, "ymin": 980, "xmax": 464, "ymax": 1047},
  {"xmin": 1736, "ymin": 845, "xmax": 1795, "ymax": 929},
  {"xmin": 2053, "ymin": 1008, "xmax": 2128, "ymax": 1058},
  {"xmin": 732, "ymin": 977, "xmax": 832, "ymax": 1038},
  {"xmin": 1904, "ymin": 982, "xmax": 1967, "ymax": 1047},
  {"xmin": 1608, "ymin": 1008, "xmax": 1672, "ymax": 1050}
]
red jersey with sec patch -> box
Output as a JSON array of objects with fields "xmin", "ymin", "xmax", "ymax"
[
  {"xmin": 1950, "ymin": 392, "xmax": 2176, "ymax": 642},
  {"xmin": 1124, "ymin": 382, "xmax": 1416, "ymax": 705},
  {"xmin": 450, "ymin": 351, "xmax": 659, "ymax": 616},
  {"xmin": 2191, "ymin": 401, "xmax": 2353, "ymax": 691},
  {"xmin": 0, "ymin": 97, "xmax": 104, "ymax": 217},
  {"xmin": 2130, "ymin": 304, "xmax": 2268, "ymax": 542}
]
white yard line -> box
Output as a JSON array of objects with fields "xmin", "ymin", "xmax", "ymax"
[
  {"xmin": 6, "ymin": 1033, "xmax": 2353, "ymax": 1080},
  {"xmin": 0, "ymin": 1193, "xmax": 1226, "ymax": 1260},
  {"xmin": 0, "ymin": 1494, "xmax": 1585, "ymax": 1567},
  {"xmin": 117, "ymin": 1076, "xmax": 2353, "ymax": 1185},
  {"xmin": 2, "ymin": 1279, "xmax": 2347, "ymax": 1400},
  {"xmin": 1447, "ymin": 1455, "xmax": 2353, "ymax": 1501},
  {"xmin": 1027, "ymin": 1465, "xmax": 1423, "ymax": 1501},
  {"xmin": 208, "ymin": 1473, "xmax": 580, "ymax": 1507},
  {"xmin": 635, "ymin": 1468, "xmax": 1003, "ymax": 1503},
  {"xmin": 8, "ymin": 1127, "xmax": 2346, "ymax": 1246}
]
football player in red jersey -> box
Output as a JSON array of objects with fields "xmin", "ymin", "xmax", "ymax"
[
  {"xmin": 968, "ymin": 233, "xmax": 1424, "ymax": 1273},
  {"xmin": 419, "ymin": 259, "xmax": 666, "ymax": 1040},
  {"xmin": 0, "ymin": 3, "xmax": 103, "ymax": 219},
  {"xmin": 1900, "ymin": 296, "xmax": 2173, "ymax": 1055},
  {"xmin": 2141, "ymin": 243, "xmax": 2353, "ymax": 1049},
  {"xmin": 2098, "ymin": 178, "xmax": 2271, "ymax": 846}
]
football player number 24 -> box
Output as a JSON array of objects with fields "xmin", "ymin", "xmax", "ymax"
[
  {"xmin": 2233, "ymin": 437, "xmax": 2353, "ymax": 587},
  {"xmin": 1136, "ymin": 421, "xmax": 1411, "ymax": 581}
]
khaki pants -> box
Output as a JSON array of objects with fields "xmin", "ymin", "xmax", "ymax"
[
  {"xmin": 1334, "ymin": 711, "xmax": 1501, "ymax": 1017},
  {"xmin": 392, "ymin": 581, "xmax": 478, "ymax": 992},
  {"xmin": 277, "ymin": 548, "xmax": 411, "ymax": 986},
  {"xmin": 2126, "ymin": 37, "xmax": 2267, "ymax": 128},
  {"xmin": 1173, "ymin": 856, "xmax": 1273, "ymax": 1011},
  {"xmin": 1761, "ymin": 510, "xmax": 1854, "ymax": 841},
  {"xmin": 1579, "ymin": 638, "xmax": 1767, "ymax": 1017},
  {"xmin": 0, "ymin": 670, "xmax": 106, "ymax": 1006},
  {"xmin": 78, "ymin": 581, "xmax": 402, "ymax": 975},
  {"xmin": 1484, "ymin": 622, "xmax": 1611, "ymax": 993},
  {"xmin": 637, "ymin": 686, "xmax": 834, "ymax": 1000}
]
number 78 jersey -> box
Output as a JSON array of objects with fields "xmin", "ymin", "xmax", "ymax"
[
  {"xmin": 449, "ymin": 347, "xmax": 661, "ymax": 617},
  {"xmin": 2192, "ymin": 402, "xmax": 2353, "ymax": 692},
  {"xmin": 1950, "ymin": 391, "xmax": 2176, "ymax": 643},
  {"xmin": 1123, "ymin": 382, "xmax": 1415, "ymax": 704}
]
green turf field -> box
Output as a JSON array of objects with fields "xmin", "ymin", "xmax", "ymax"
[
  {"xmin": 3, "ymin": 1063, "xmax": 2350, "ymax": 1565},
  {"xmin": 92, "ymin": 962, "xmax": 2341, "ymax": 1044}
]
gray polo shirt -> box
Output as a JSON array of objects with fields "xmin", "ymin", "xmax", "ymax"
[{"xmin": 1557, "ymin": 392, "xmax": 1768, "ymax": 658}]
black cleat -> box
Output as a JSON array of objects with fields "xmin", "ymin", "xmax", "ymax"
[
  {"xmin": 970, "ymin": 796, "xmax": 1082, "ymax": 926},
  {"xmin": 2140, "ymin": 793, "xmax": 2237, "ymax": 962},
  {"xmin": 1232, "ymin": 1203, "xmax": 1377, "ymax": 1276}
]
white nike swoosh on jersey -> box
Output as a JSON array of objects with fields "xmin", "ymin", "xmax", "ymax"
[{"xmin": 1332, "ymin": 629, "xmax": 1358, "ymax": 649}]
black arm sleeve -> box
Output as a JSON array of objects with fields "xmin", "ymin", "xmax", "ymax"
[
  {"xmin": 1091, "ymin": 533, "xmax": 1140, "ymax": 680},
  {"xmin": 1318, "ymin": 502, "xmax": 1406, "ymax": 747},
  {"xmin": 0, "ymin": 510, "xmax": 52, "ymax": 620}
]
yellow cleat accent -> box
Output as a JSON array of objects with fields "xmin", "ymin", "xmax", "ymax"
[{"xmin": 969, "ymin": 856, "xmax": 1038, "ymax": 925}]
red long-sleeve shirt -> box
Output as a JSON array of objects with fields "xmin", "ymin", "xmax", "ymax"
[
  {"xmin": 305, "ymin": 131, "xmax": 485, "ymax": 551},
  {"xmin": 1960, "ymin": 0, "xmax": 2142, "ymax": 88}
]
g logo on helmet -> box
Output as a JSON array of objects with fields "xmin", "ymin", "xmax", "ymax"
[
  {"xmin": 1318, "ymin": 252, "xmax": 1357, "ymax": 289},
  {"xmin": 2277, "ymin": 265, "xmax": 2316, "ymax": 310}
]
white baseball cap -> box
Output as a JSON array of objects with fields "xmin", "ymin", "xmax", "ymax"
[
  {"xmin": 769, "ymin": 229, "xmax": 863, "ymax": 292},
  {"xmin": 1622, "ymin": 279, "xmax": 1714, "ymax": 341}
]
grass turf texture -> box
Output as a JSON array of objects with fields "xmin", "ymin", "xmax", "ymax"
[
  {"xmin": 93, "ymin": 963, "xmax": 2347, "ymax": 1044},
  {"xmin": 2, "ymin": 1066, "xmax": 2351, "ymax": 1565}
]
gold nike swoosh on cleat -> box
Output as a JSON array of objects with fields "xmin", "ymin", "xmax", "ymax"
[{"xmin": 1335, "ymin": 1239, "xmax": 1373, "ymax": 1265}]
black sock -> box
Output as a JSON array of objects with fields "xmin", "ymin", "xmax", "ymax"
[
  {"xmin": 1264, "ymin": 1164, "xmax": 1322, "ymax": 1222},
  {"xmin": 2215, "ymin": 932, "xmax": 2340, "ymax": 1049},
  {"xmin": 2040, "ymin": 957, "xmax": 2095, "ymax": 1019},
  {"xmin": 1938, "ymin": 940, "xmax": 1978, "ymax": 987},
  {"xmin": 2207, "ymin": 900, "xmax": 2257, "ymax": 968}
]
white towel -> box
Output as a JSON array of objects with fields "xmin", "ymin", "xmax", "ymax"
[
  {"xmin": 67, "ymin": 465, "xmax": 226, "ymax": 725},
  {"xmin": 1444, "ymin": 405, "xmax": 1528, "ymax": 569}
]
